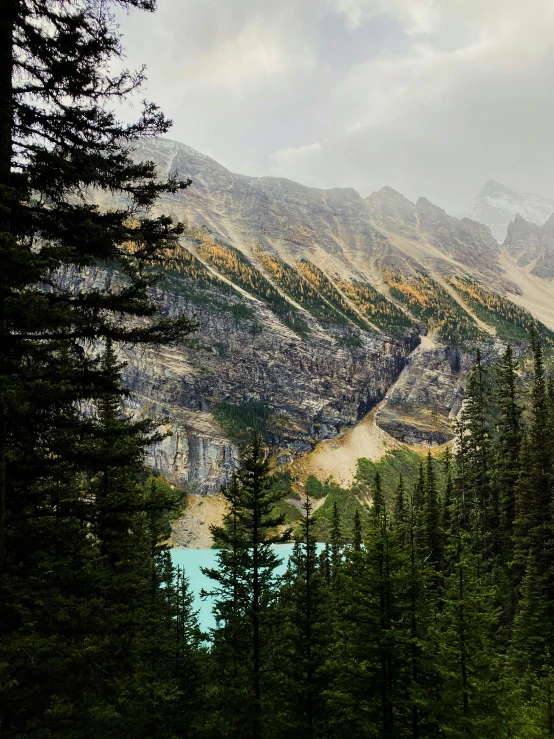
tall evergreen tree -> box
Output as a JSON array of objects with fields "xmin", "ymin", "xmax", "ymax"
[
  {"xmin": 278, "ymin": 491, "xmax": 329, "ymax": 738},
  {"xmin": 424, "ymin": 450, "xmax": 444, "ymax": 573},
  {"xmin": 326, "ymin": 497, "xmax": 405, "ymax": 738},
  {"xmin": 89, "ymin": 341, "xmax": 190, "ymax": 736},
  {"xmin": 513, "ymin": 331, "xmax": 554, "ymax": 625},
  {"xmin": 330, "ymin": 500, "xmax": 343, "ymax": 580},
  {"xmin": 441, "ymin": 446, "xmax": 454, "ymax": 536},
  {"xmin": 462, "ymin": 349, "xmax": 494, "ymax": 544},
  {"xmin": 493, "ymin": 344, "xmax": 522, "ymax": 549},
  {"xmin": 204, "ymin": 438, "xmax": 289, "ymax": 739},
  {"xmin": 434, "ymin": 493, "xmax": 506, "ymax": 738},
  {"xmin": 373, "ymin": 469, "xmax": 385, "ymax": 520},
  {"xmin": 397, "ymin": 479, "xmax": 438, "ymax": 739},
  {"xmin": 172, "ymin": 567, "xmax": 206, "ymax": 739},
  {"xmin": 353, "ymin": 507, "xmax": 363, "ymax": 552},
  {"xmin": 0, "ymin": 0, "xmax": 196, "ymax": 734},
  {"xmin": 510, "ymin": 551, "xmax": 550, "ymax": 678}
]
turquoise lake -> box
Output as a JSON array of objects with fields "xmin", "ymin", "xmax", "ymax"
[{"xmin": 170, "ymin": 543, "xmax": 309, "ymax": 632}]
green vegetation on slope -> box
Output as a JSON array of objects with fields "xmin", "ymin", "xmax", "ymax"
[
  {"xmin": 338, "ymin": 279, "xmax": 413, "ymax": 336},
  {"xmin": 164, "ymin": 241, "xmax": 231, "ymax": 289},
  {"xmin": 213, "ymin": 400, "xmax": 271, "ymax": 446},
  {"xmin": 159, "ymin": 243, "xmax": 262, "ymax": 328},
  {"xmin": 383, "ymin": 268, "xmax": 483, "ymax": 345},
  {"xmin": 450, "ymin": 276, "xmax": 554, "ymax": 348},
  {"xmin": 258, "ymin": 251, "xmax": 353, "ymax": 326},
  {"xmin": 196, "ymin": 237, "xmax": 309, "ymax": 335},
  {"xmin": 309, "ymin": 447, "xmax": 425, "ymax": 540},
  {"xmin": 297, "ymin": 260, "xmax": 373, "ymax": 332}
]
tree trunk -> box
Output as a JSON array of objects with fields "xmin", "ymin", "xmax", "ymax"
[
  {"xmin": 0, "ymin": 0, "xmax": 16, "ymax": 575},
  {"xmin": 252, "ymin": 474, "xmax": 260, "ymax": 739}
]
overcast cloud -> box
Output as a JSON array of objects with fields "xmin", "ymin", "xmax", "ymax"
[{"xmin": 116, "ymin": 0, "xmax": 554, "ymax": 214}]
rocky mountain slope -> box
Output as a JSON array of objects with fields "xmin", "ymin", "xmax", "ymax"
[
  {"xmin": 88, "ymin": 138, "xmax": 554, "ymax": 492},
  {"xmin": 460, "ymin": 180, "xmax": 554, "ymax": 243},
  {"xmin": 504, "ymin": 212, "xmax": 554, "ymax": 279}
]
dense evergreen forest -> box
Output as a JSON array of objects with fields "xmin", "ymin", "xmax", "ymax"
[
  {"xmin": 180, "ymin": 338, "xmax": 554, "ymax": 739},
  {"xmin": 2, "ymin": 1, "xmax": 554, "ymax": 737}
]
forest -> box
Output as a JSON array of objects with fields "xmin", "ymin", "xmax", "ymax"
[
  {"xmin": 1, "ymin": 0, "xmax": 554, "ymax": 737},
  {"xmin": 170, "ymin": 339, "xmax": 554, "ymax": 739}
]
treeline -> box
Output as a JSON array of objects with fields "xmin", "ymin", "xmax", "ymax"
[
  {"xmin": 450, "ymin": 276, "xmax": 554, "ymax": 347},
  {"xmin": 338, "ymin": 279, "xmax": 413, "ymax": 336},
  {"xmin": 181, "ymin": 334, "xmax": 554, "ymax": 738},
  {"xmin": 258, "ymin": 251, "xmax": 353, "ymax": 327},
  {"xmin": 384, "ymin": 268, "xmax": 483, "ymax": 345},
  {"xmin": 196, "ymin": 238, "xmax": 309, "ymax": 335},
  {"xmin": 297, "ymin": 260, "xmax": 372, "ymax": 332}
]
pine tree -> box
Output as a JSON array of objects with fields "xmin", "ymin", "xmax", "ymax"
[
  {"xmin": 510, "ymin": 552, "xmax": 550, "ymax": 678},
  {"xmin": 173, "ymin": 567, "xmax": 207, "ymax": 739},
  {"xmin": 0, "ymin": 1, "xmax": 196, "ymax": 733},
  {"xmin": 513, "ymin": 331, "xmax": 554, "ymax": 639},
  {"xmin": 330, "ymin": 500, "xmax": 343, "ymax": 580},
  {"xmin": 202, "ymin": 476, "xmax": 250, "ymax": 738},
  {"xmin": 394, "ymin": 474, "xmax": 406, "ymax": 525},
  {"xmin": 424, "ymin": 450, "xmax": 444, "ymax": 573},
  {"xmin": 435, "ymin": 509, "xmax": 506, "ymax": 737},
  {"xmin": 353, "ymin": 508, "xmax": 363, "ymax": 552},
  {"xmin": 373, "ymin": 469, "xmax": 385, "ymax": 520},
  {"xmin": 326, "ymin": 497, "xmax": 405, "ymax": 738},
  {"xmin": 493, "ymin": 344, "xmax": 522, "ymax": 553},
  {"xmin": 87, "ymin": 341, "xmax": 189, "ymax": 736},
  {"xmin": 462, "ymin": 350, "xmax": 494, "ymax": 546},
  {"xmin": 442, "ymin": 446, "xmax": 454, "ymax": 535},
  {"xmin": 277, "ymin": 491, "xmax": 329, "ymax": 738},
  {"xmin": 413, "ymin": 462, "xmax": 425, "ymax": 515},
  {"xmin": 204, "ymin": 438, "xmax": 289, "ymax": 738},
  {"xmin": 394, "ymin": 467, "xmax": 442, "ymax": 739}
]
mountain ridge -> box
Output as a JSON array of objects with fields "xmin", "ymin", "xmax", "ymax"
[{"xmin": 87, "ymin": 137, "xmax": 554, "ymax": 492}]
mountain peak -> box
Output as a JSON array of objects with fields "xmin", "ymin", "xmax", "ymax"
[
  {"xmin": 477, "ymin": 180, "xmax": 517, "ymax": 197},
  {"xmin": 459, "ymin": 180, "xmax": 554, "ymax": 242},
  {"xmin": 367, "ymin": 185, "xmax": 412, "ymax": 204},
  {"xmin": 416, "ymin": 195, "xmax": 443, "ymax": 211}
]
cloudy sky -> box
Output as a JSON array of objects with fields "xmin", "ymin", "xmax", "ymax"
[{"xmin": 116, "ymin": 0, "xmax": 554, "ymax": 214}]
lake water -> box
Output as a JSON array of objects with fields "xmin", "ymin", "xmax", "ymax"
[{"xmin": 170, "ymin": 543, "xmax": 305, "ymax": 632}]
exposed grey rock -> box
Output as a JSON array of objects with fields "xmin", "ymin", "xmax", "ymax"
[
  {"xmin": 504, "ymin": 213, "xmax": 554, "ymax": 279},
  {"xmin": 415, "ymin": 198, "xmax": 500, "ymax": 275},
  {"xmin": 117, "ymin": 276, "xmax": 419, "ymax": 491},
  {"xmin": 366, "ymin": 186, "xmax": 419, "ymax": 239},
  {"xmin": 376, "ymin": 344, "xmax": 469, "ymax": 444},
  {"xmin": 131, "ymin": 138, "xmax": 504, "ymax": 282}
]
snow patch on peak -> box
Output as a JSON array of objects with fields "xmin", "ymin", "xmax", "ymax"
[{"xmin": 459, "ymin": 181, "xmax": 554, "ymax": 243}]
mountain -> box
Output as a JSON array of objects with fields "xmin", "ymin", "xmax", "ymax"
[
  {"xmin": 87, "ymin": 138, "xmax": 554, "ymax": 493},
  {"xmin": 460, "ymin": 180, "xmax": 554, "ymax": 243},
  {"xmin": 503, "ymin": 212, "xmax": 554, "ymax": 280}
]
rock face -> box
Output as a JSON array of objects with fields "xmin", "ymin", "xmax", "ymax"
[
  {"xmin": 460, "ymin": 180, "xmax": 554, "ymax": 243},
  {"xmin": 415, "ymin": 197, "xmax": 500, "ymax": 275},
  {"xmin": 118, "ymin": 278, "xmax": 419, "ymax": 490},
  {"xmin": 365, "ymin": 186, "xmax": 420, "ymax": 239},
  {"xmin": 504, "ymin": 213, "xmax": 554, "ymax": 279},
  {"xmin": 376, "ymin": 344, "xmax": 472, "ymax": 445}
]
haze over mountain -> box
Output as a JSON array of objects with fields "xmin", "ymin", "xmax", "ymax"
[
  {"xmin": 93, "ymin": 138, "xmax": 554, "ymax": 494},
  {"xmin": 460, "ymin": 180, "xmax": 554, "ymax": 243}
]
